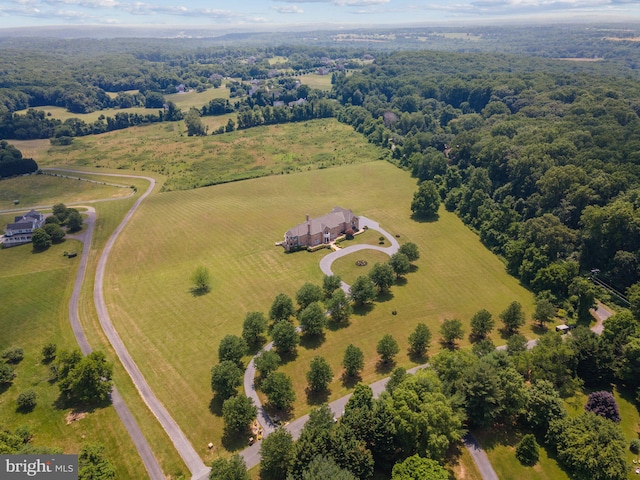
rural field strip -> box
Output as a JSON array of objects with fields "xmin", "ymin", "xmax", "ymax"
[
  {"xmin": 62, "ymin": 204, "xmax": 164, "ymax": 480},
  {"xmin": 52, "ymin": 169, "xmax": 208, "ymax": 480}
]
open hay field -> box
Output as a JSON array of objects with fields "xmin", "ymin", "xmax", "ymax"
[
  {"xmin": 34, "ymin": 118, "xmax": 385, "ymax": 191},
  {"xmin": 0, "ymin": 240, "xmax": 147, "ymax": 479},
  {"xmin": 103, "ymin": 160, "xmax": 535, "ymax": 457},
  {"xmin": 0, "ymin": 173, "xmax": 131, "ymax": 210},
  {"xmin": 14, "ymin": 86, "xmax": 230, "ymax": 122},
  {"xmin": 299, "ymin": 73, "xmax": 333, "ymax": 91}
]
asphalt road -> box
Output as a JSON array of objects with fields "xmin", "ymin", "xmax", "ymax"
[
  {"xmin": 55, "ymin": 169, "xmax": 208, "ymax": 480},
  {"xmin": 64, "ymin": 204, "xmax": 165, "ymax": 480}
]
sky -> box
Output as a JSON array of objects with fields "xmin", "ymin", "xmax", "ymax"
[{"xmin": 1, "ymin": 0, "xmax": 640, "ymax": 30}]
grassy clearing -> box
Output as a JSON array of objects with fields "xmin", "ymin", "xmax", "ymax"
[
  {"xmin": 473, "ymin": 428, "xmax": 569, "ymax": 480},
  {"xmin": 15, "ymin": 87, "xmax": 230, "ymax": 122},
  {"xmin": 299, "ymin": 73, "xmax": 333, "ymax": 91},
  {"xmin": 330, "ymin": 249, "xmax": 394, "ymax": 285},
  {"xmin": 0, "ymin": 240, "xmax": 147, "ymax": 479},
  {"xmin": 563, "ymin": 387, "xmax": 640, "ymax": 479},
  {"xmin": 33, "ymin": 118, "xmax": 386, "ymax": 191},
  {"xmin": 0, "ymin": 173, "xmax": 130, "ymax": 210},
  {"xmin": 103, "ymin": 160, "xmax": 534, "ymax": 459}
]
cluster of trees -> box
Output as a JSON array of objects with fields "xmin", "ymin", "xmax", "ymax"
[
  {"xmin": 221, "ymin": 302, "xmax": 640, "ymax": 479},
  {"xmin": 0, "ymin": 140, "xmax": 38, "ymax": 177},
  {"xmin": 51, "ymin": 349, "xmax": 113, "ymax": 405},
  {"xmin": 32, "ymin": 203, "xmax": 83, "ymax": 250},
  {"xmin": 333, "ymin": 49, "xmax": 640, "ymax": 315}
]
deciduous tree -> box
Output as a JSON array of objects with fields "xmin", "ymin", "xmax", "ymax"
[
  {"xmin": 411, "ymin": 180, "xmax": 440, "ymax": 218},
  {"xmin": 260, "ymin": 428, "xmax": 294, "ymax": 480},
  {"xmin": 210, "ymin": 360, "xmax": 242, "ymax": 400},
  {"xmin": 222, "ymin": 395, "xmax": 257, "ymax": 434},
  {"xmin": 408, "ymin": 323, "xmax": 432, "ymax": 357},
  {"xmin": 306, "ymin": 356, "xmax": 334, "ymax": 392},
  {"xmin": 440, "ymin": 319, "xmax": 464, "ymax": 349},
  {"xmin": 323, "ymin": 275, "xmax": 342, "ymax": 298},
  {"xmin": 326, "ymin": 289, "xmax": 352, "ymax": 323},
  {"xmin": 398, "ymin": 242, "xmax": 420, "ymax": 263},
  {"xmin": 369, "ymin": 262, "xmax": 395, "ymax": 293},
  {"xmin": 242, "ymin": 311, "xmax": 267, "ymax": 346},
  {"xmin": 299, "ymin": 302, "xmax": 326, "ymax": 336},
  {"xmin": 271, "ymin": 320, "xmax": 299, "ymax": 354},
  {"xmin": 389, "ymin": 252, "xmax": 411, "ymax": 278},
  {"xmin": 209, "ymin": 455, "xmax": 249, "ymax": 480},
  {"xmin": 296, "ymin": 283, "xmax": 324, "ymax": 310},
  {"xmin": 391, "ymin": 454, "xmax": 448, "ymax": 480},
  {"xmin": 253, "ymin": 350, "xmax": 280, "ymax": 379},
  {"xmin": 349, "ymin": 275, "xmax": 376, "ymax": 305},
  {"xmin": 470, "ymin": 309, "xmax": 494, "ymax": 340},
  {"xmin": 377, "ymin": 334, "xmax": 400, "ymax": 364},
  {"xmin": 500, "ymin": 301, "xmax": 525, "ymax": 335},
  {"xmin": 270, "ymin": 293, "xmax": 295, "ymax": 323},
  {"xmin": 342, "ymin": 344, "xmax": 364, "ymax": 377},
  {"xmin": 262, "ymin": 372, "xmax": 296, "ymax": 410},
  {"xmin": 218, "ymin": 335, "xmax": 247, "ymax": 366}
]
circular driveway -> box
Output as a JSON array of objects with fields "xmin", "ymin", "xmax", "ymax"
[{"xmin": 319, "ymin": 215, "xmax": 400, "ymax": 292}]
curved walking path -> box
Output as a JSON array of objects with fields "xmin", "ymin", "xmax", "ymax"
[{"xmin": 54, "ymin": 169, "xmax": 208, "ymax": 480}]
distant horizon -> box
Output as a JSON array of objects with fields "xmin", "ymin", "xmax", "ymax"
[{"xmin": 1, "ymin": 0, "xmax": 639, "ymax": 32}]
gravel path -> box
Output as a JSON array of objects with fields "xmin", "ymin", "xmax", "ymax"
[
  {"xmin": 64, "ymin": 204, "xmax": 164, "ymax": 480},
  {"xmin": 55, "ymin": 169, "xmax": 208, "ymax": 480}
]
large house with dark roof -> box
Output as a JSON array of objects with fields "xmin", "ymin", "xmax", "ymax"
[
  {"xmin": 283, "ymin": 207, "xmax": 359, "ymax": 252},
  {"xmin": 3, "ymin": 209, "xmax": 45, "ymax": 247}
]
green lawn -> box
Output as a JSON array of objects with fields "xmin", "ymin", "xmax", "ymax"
[
  {"xmin": 299, "ymin": 73, "xmax": 333, "ymax": 91},
  {"xmin": 102, "ymin": 160, "xmax": 535, "ymax": 459},
  {"xmin": 32, "ymin": 118, "xmax": 386, "ymax": 191},
  {"xmin": 0, "ymin": 173, "xmax": 131, "ymax": 210},
  {"xmin": 473, "ymin": 428, "xmax": 569, "ymax": 480},
  {"xmin": 330, "ymin": 249, "xmax": 394, "ymax": 285},
  {"xmin": 0, "ymin": 240, "xmax": 147, "ymax": 479}
]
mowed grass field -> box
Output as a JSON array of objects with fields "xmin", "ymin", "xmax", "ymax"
[
  {"xmin": 0, "ymin": 174, "xmax": 131, "ymax": 210},
  {"xmin": 33, "ymin": 118, "xmax": 385, "ymax": 191},
  {"xmin": 103, "ymin": 160, "xmax": 535, "ymax": 461},
  {"xmin": 14, "ymin": 86, "xmax": 230, "ymax": 122},
  {"xmin": 0, "ymin": 241, "xmax": 148, "ymax": 479}
]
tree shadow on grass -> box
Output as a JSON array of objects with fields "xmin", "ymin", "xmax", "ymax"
[
  {"xmin": 327, "ymin": 319, "xmax": 350, "ymax": 332},
  {"xmin": 409, "ymin": 264, "xmax": 420, "ymax": 273},
  {"xmin": 16, "ymin": 403, "xmax": 36, "ymax": 415},
  {"xmin": 53, "ymin": 393, "xmax": 111, "ymax": 413},
  {"xmin": 189, "ymin": 285, "xmax": 210, "ymax": 297},
  {"xmin": 531, "ymin": 324, "xmax": 549, "ymax": 336},
  {"xmin": 353, "ymin": 303, "xmax": 374, "ymax": 317},
  {"xmin": 300, "ymin": 333, "xmax": 325, "ymax": 351},
  {"xmin": 376, "ymin": 291, "xmax": 394, "ymax": 303},
  {"xmin": 278, "ymin": 350, "xmax": 299, "ymax": 366},
  {"xmin": 498, "ymin": 327, "xmax": 517, "ymax": 340},
  {"xmin": 341, "ymin": 372, "xmax": 361, "ymax": 389},
  {"xmin": 395, "ymin": 277, "xmax": 408, "ymax": 287},
  {"xmin": 375, "ymin": 360, "xmax": 395, "ymax": 375},
  {"xmin": 305, "ymin": 387, "xmax": 330, "ymax": 406},
  {"xmin": 0, "ymin": 383, "xmax": 11, "ymax": 395},
  {"xmin": 408, "ymin": 351, "xmax": 428, "ymax": 365},
  {"xmin": 247, "ymin": 340, "xmax": 267, "ymax": 357},
  {"xmin": 221, "ymin": 428, "xmax": 250, "ymax": 452},
  {"xmin": 438, "ymin": 340, "xmax": 459, "ymax": 351},
  {"xmin": 208, "ymin": 396, "xmax": 224, "ymax": 416},
  {"xmin": 410, "ymin": 213, "xmax": 439, "ymax": 224}
]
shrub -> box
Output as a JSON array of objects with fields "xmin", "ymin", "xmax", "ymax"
[
  {"xmin": 585, "ymin": 391, "xmax": 621, "ymax": 423},
  {"xmin": 16, "ymin": 390, "xmax": 37, "ymax": 412},
  {"xmin": 0, "ymin": 364, "xmax": 15, "ymax": 385},
  {"xmin": 345, "ymin": 229, "xmax": 354, "ymax": 240},
  {"xmin": 2, "ymin": 347, "xmax": 24, "ymax": 364},
  {"xmin": 630, "ymin": 439, "xmax": 640, "ymax": 454},
  {"xmin": 42, "ymin": 343, "xmax": 57, "ymax": 363},
  {"xmin": 516, "ymin": 434, "xmax": 539, "ymax": 466}
]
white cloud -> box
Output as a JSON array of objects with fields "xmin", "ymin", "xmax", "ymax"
[{"xmin": 273, "ymin": 4, "xmax": 305, "ymax": 13}]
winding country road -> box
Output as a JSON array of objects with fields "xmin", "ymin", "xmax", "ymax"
[{"xmin": 52, "ymin": 169, "xmax": 208, "ymax": 480}]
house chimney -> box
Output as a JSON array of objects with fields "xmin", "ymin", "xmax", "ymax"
[
  {"xmin": 306, "ymin": 214, "xmax": 309, "ymax": 222},
  {"xmin": 306, "ymin": 214, "xmax": 310, "ymax": 236}
]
